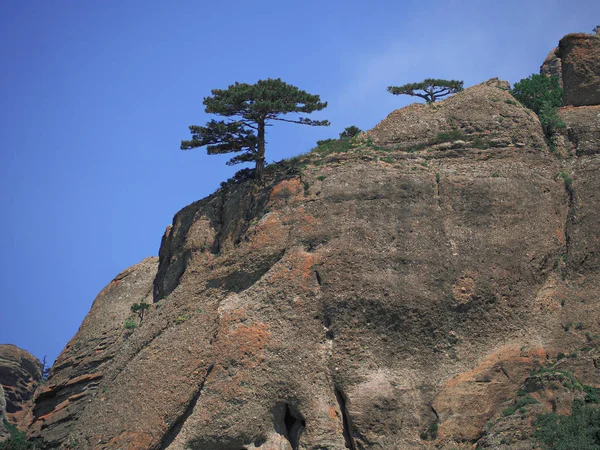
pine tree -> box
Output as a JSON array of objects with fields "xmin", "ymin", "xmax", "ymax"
[
  {"xmin": 182, "ymin": 78, "xmax": 329, "ymax": 180},
  {"xmin": 387, "ymin": 79, "xmax": 464, "ymax": 103}
]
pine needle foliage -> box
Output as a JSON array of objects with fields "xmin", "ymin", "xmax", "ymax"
[
  {"xmin": 387, "ymin": 79, "xmax": 464, "ymax": 103},
  {"xmin": 511, "ymin": 74, "xmax": 565, "ymax": 138},
  {"xmin": 182, "ymin": 78, "xmax": 329, "ymax": 180}
]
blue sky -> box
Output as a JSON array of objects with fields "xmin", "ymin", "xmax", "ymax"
[{"xmin": 1, "ymin": 0, "xmax": 598, "ymax": 365}]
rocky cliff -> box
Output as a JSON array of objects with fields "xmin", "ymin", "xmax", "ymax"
[
  {"xmin": 19, "ymin": 31, "xmax": 600, "ymax": 449},
  {"xmin": 0, "ymin": 344, "xmax": 42, "ymax": 435}
]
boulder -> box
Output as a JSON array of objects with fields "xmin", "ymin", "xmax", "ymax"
[
  {"xmin": 557, "ymin": 105, "xmax": 600, "ymax": 155},
  {"xmin": 558, "ymin": 33, "xmax": 600, "ymax": 106}
]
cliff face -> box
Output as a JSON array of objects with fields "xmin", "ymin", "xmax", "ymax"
[
  {"xmin": 27, "ymin": 258, "xmax": 158, "ymax": 448},
  {"xmin": 25, "ymin": 34, "xmax": 600, "ymax": 450}
]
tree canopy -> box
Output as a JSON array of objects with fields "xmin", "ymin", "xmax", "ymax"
[
  {"xmin": 510, "ymin": 74, "xmax": 563, "ymax": 115},
  {"xmin": 181, "ymin": 78, "xmax": 329, "ymax": 180},
  {"xmin": 387, "ymin": 79, "xmax": 464, "ymax": 103},
  {"xmin": 511, "ymin": 73, "xmax": 564, "ymax": 138}
]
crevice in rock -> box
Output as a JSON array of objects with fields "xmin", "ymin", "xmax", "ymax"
[
  {"xmin": 315, "ymin": 270, "xmax": 322, "ymax": 286},
  {"xmin": 323, "ymin": 313, "xmax": 334, "ymax": 340},
  {"xmin": 431, "ymin": 405, "xmax": 439, "ymax": 421},
  {"xmin": 334, "ymin": 387, "xmax": 356, "ymax": 450},
  {"xmin": 158, "ymin": 364, "xmax": 214, "ymax": 450},
  {"xmin": 274, "ymin": 403, "xmax": 305, "ymax": 450}
]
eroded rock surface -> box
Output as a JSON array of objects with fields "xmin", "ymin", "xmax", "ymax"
[
  {"xmin": 26, "ymin": 77, "xmax": 600, "ymax": 449},
  {"xmin": 558, "ymin": 33, "xmax": 600, "ymax": 106},
  {"xmin": 557, "ymin": 105, "xmax": 600, "ymax": 156},
  {"xmin": 0, "ymin": 344, "xmax": 42, "ymax": 429},
  {"xmin": 540, "ymin": 48, "xmax": 562, "ymax": 85},
  {"xmin": 27, "ymin": 257, "xmax": 158, "ymax": 448}
]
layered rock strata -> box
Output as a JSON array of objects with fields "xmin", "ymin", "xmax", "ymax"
[{"xmin": 0, "ymin": 344, "xmax": 42, "ymax": 429}]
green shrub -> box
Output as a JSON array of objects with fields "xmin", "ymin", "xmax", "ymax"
[
  {"xmin": 511, "ymin": 74, "xmax": 563, "ymax": 115},
  {"xmin": 534, "ymin": 400, "xmax": 600, "ymax": 449},
  {"xmin": 511, "ymin": 74, "xmax": 565, "ymax": 142},
  {"xmin": 0, "ymin": 422, "xmax": 38, "ymax": 449},
  {"xmin": 502, "ymin": 395, "xmax": 539, "ymax": 416},
  {"xmin": 339, "ymin": 125, "xmax": 362, "ymax": 139},
  {"xmin": 124, "ymin": 318, "xmax": 138, "ymax": 330},
  {"xmin": 175, "ymin": 315, "xmax": 189, "ymax": 325}
]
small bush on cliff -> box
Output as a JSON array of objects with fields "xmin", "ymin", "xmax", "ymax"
[
  {"xmin": 534, "ymin": 400, "xmax": 600, "ymax": 449},
  {"xmin": 0, "ymin": 422, "xmax": 38, "ymax": 449},
  {"xmin": 339, "ymin": 125, "xmax": 362, "ymax": 139},
  {"xmin": 510, "ymin": 74, "xmax": 565, "ymax": 139},
  {"xmin": 123, "ymin": 318, "xmax": 137, "ymax": 330},
  {"xmin": 130, "ymin": 302, "xmax": 150, "ymax": 322}
]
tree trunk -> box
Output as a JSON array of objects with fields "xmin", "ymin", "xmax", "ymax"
[{"xmin": 255, "ymin": 118, "xmax": 266, "ymax": 181}]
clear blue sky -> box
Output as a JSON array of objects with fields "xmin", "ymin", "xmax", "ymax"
[{"xmin": 1, "ymin": 1, "xmax": 598, "ymax": 365}]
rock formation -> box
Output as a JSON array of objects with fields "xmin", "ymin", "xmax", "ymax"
[
  {"xmin": 8, "ymin": 31, "xmax": 599, "ymax": 450},
  {"xmin": 0, "ymin": 344, "xmax": 42, "ymax": 430},
  {"xmin": 27, "ymin": 257, "xmax": 158, "ymax": 448},
  {"xmin": 547, "ymin": 31, "xmax": 600, "ymax": 157},
  {"xmin": 557, "ymin": 33, "xmax": 600, "ymax": 106},
  {"xmin": 540, "ymin": 48, "xmax": 562, "ymax": 85}
]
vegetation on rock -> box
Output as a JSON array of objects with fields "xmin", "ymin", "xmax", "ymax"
[
  {"xmin": 339, "ymin": 125, "xmax": 362, "ymax": 139},
  {"xmin": 0, "ymin": 422, "xmax": 38, "ymax": 450},
  {"xmin": 387, "ymin": 78, "xmax": 464, "ymax": 103},
  {"xmin": 130, "ymin": 302, "xmax": 150, "ymax": 322},
  {"xmin": 535, "ymin": 400, "xmax": 600, "ymax": 449},
  {"xmin": 510, "ymin": 74, "xmax": 565, "ymax": 141},
  {"xmin": 181, "ymin": 78, "xmax": 329, "ymax": 180}
]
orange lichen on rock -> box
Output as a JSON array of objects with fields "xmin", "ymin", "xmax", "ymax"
[
  {"xmin": 269, "ymin": 178, "xmax": 304, "ymax": 204},
  {"xmin": 434, "ymin": 345, "xmax": 548, "ymax": 441},
  {"xmin": 267, "ymin": 250, "xmax": 318, "ymax": 293}
]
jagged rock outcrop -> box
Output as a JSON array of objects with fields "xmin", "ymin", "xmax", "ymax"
[
  {"xmin": 546, "ymin": 31, "xmax": 600, "ymax": 157},
  {"xmin": 26, "ymin": 76, "xmax": 600, "ymax": 449},
  {"xmin": 27, "ymin": 257, "xmax": 158, "ymax": 448},
  {"xmin": 558, "ymin": 33, "xmax": 600, "ymax": 106},
  {"xmin": 540, "ymin": 47, "xmax": 562, "ymax": 85},
  {"xmin": 0, "ymin": 344, "xmax": 42, "ymax": 430}
]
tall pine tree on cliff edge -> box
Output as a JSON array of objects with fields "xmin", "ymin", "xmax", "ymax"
[{"xmin": 181, "ymin": 78, "xmax": 329, "ymax": 181}]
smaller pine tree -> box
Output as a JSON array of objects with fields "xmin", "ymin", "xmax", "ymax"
[
  {"xmin": 130, "ymin": 303, "xmax": 150, "ymax": 322},
  {"xmin": 387, "ymin": 79, "xmax": 464, "ymax": 103}
]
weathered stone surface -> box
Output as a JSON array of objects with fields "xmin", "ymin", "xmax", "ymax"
[
  {"xmin": 27, "ymin": 257, "xmax": 158, "ymax": 448},
  {"xmin": 556, "ymin": 104, "xmax": 600, "ymax": 155},
  {"xmin": 29, "ymin": 77, "xmax": 600, "ymax": 449},
  {"xmin": 0, "ymin": 344, "xmax": 42, "ymax": 429},
  {"xmin": 558, "ymin": 33, "xmax": 600, "ymax": 106},
  {"xmin": 540, "ymin": 47, "xmax": 562, "ymax": 85},
  {"xmin": 363, "ymin": 78, "xmax": 546, "ymax": 152}
]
